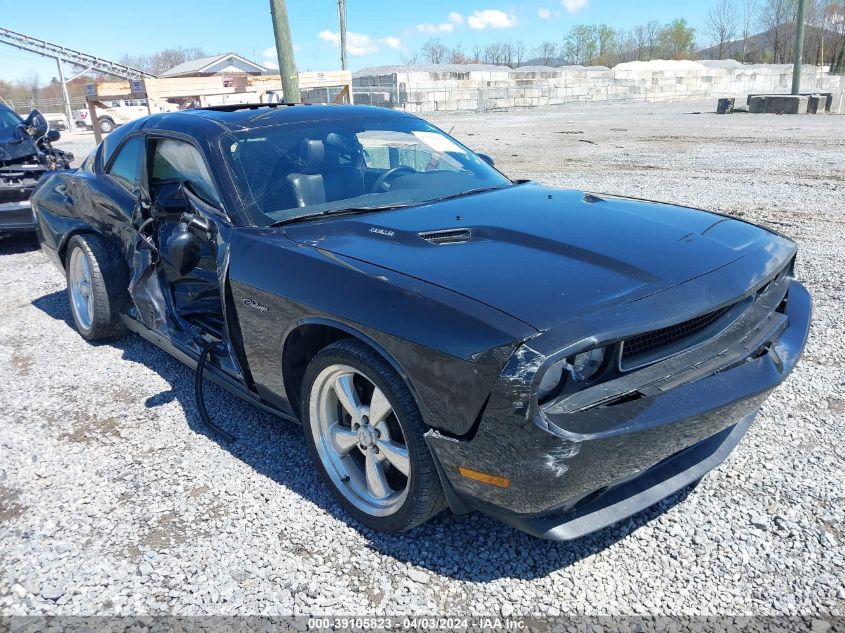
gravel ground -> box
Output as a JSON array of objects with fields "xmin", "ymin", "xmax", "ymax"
[{"xmin": 1, "ymin": 100, "xmax": 843, "ymax": 617}]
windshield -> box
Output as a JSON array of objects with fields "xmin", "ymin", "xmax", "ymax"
[
  {"xmin": 0, "ymin": 108, "xmax": 23, "ymax": 130},
  {"xmin": 221, "ymin": 115, "xmax": 512, "ymax": 224}
]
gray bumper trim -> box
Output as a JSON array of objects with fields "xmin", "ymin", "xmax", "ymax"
[{"xmin": 499, "ymin": 411, "xmax": 756, "ymax": 541}]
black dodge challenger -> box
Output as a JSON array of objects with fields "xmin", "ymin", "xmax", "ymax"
[{"xmin": 32, "ymin": 104, "xmax": 811, "ymax": 540}]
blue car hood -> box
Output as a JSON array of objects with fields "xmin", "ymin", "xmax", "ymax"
[
  {"xmin": 0, "ymin": 125, "xmax": 39, "ymax": 163},
  {"xmin": 284, "ymin": 184, "xmax": 790, "ymax": 331}
]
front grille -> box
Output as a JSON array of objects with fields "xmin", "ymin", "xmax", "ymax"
[{"xmin": 621, "ymin": 303, "xmax": 734, "ymax": 368}]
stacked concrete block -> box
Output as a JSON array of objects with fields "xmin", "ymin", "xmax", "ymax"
[{"xmin": 353, "ymin": 61, "xmax": 839, "ymax": 113}]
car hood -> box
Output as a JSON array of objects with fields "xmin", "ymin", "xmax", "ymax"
[
  {"xmin": 283, "ymin": 184, "xmax": 784, "ymax": 331},
  {"xmin": 0, "ymin": 126, "xmax": 38, "ymax": 164}
]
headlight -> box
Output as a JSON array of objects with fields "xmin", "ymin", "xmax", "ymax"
[
  {"xmin": 569, "ymin": 347, "xmax": 607, "ymax": 382},
  {"xmin": 537, "ymin": 359, "xmax": 566, "ymax": 402}
]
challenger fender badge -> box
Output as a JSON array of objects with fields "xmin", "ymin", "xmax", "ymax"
[{"xmin": 242, "ymin": 298, "xmax": 269, "ymax": 313}]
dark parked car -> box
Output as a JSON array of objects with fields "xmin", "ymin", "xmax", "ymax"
[
  {"xmin": 0, "ymin": 104, "xmax": 72, "ymax": 232},
  {"xmin": 32, "ymin": 104, "xmax": 810, "ymax": 539}
]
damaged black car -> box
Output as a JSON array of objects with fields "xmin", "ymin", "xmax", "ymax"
[
  {"xmin": 32, "ymin": 104, "xmax": 811, "ymax": 539},
  {"xmin": 0, "ymin": 104, "xmax": 72, "ymax": 233}
]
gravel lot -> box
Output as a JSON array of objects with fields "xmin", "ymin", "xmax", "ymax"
[{"xmin": 1, "ymin": 100, "xmax": 843, "ymax": 617}]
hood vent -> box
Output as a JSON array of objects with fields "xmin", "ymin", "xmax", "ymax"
[{"xmin": 419, "ymin": 228, "xmax": 472, "ymax": 245}]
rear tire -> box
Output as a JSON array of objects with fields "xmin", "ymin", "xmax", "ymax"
[
  {"xmin": 301, "ymin": 339, "xmax": 447, "ymax": 532},
  {"xmin": 65, "ymin": 234, "xmax": 128, "ymax": 341}
]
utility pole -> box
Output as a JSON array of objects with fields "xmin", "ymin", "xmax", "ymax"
[
  {"xmin": 791, "ymin": 0, "xmax": 807, "ymax": 94},
  {"xmin": 269, "ymin": 0, "xmax": 300, "ymax": 103},
  {"xmin": 338, "ymin": 0, "xmax": 348, "ymax": 70},
  {"xmin": 55, "ymin": 57, "xmax": 73, "ymax": 130}
]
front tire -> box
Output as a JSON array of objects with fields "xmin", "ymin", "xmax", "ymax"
[
  {"xmin": 65, "ymin": 234, "xmax": 128, "ymax": 341},
  {"xmin": 301, "ymin": 339, "xmax": 446, "ymax": 532}
]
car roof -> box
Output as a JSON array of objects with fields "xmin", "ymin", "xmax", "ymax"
[
  {"xmin": 150, "ymin": 103, "xmax": 416, "ymax": 133},
  {"xmin": 100, "ymin": 104, "xmax": 417, "ymax": 167}
]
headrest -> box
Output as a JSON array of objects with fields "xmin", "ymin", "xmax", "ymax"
[{"xmin": 300, "ymin": 139, "xmax": 325, "ymax": 170}]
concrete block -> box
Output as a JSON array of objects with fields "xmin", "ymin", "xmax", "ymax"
[
  {"xmin": 829, "ymin": 92, "xmax": 845, "ymax": 114},
  {"xmin": 717, "ymin": 98, "xmax": 735, "ymax": 114},
  {"xmin": 807, "ymin": 94, "xmax": 827, "ymax": 114},
  {"xmin": 748, "ymin": 95, "xmax": 809, "ymax": 114}
]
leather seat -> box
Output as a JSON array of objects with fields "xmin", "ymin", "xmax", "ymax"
[{"xmin": 287, "ymin": 139, "xmax": 365, "ymax": 207}]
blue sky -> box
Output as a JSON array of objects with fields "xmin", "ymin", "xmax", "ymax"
[{"xmin": 1, "ymin": 0, "xmax": 712, "ymax": 81}]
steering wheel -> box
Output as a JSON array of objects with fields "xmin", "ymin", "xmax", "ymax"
[{"xmin": 370, "ymin": 165, "xmax": 415, "ymax": 193}]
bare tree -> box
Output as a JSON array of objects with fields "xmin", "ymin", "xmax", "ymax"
[
  {"xmin": 421, "ymin": 38, "xmax": 449, "ymax": 64},
  {"xmin": 632, "ymin": 24, "xmax": 648, "ymax": 60},
  {"xmin": 740, "ymin": 0, "xmax": 759, "ymax": 60},
  {"xmin": 483, "ymin": 41, "xmax": 509, "ymax": 65},
  {"xmin": 533, "ymin": 41, "xmax": 560, "ymax": 66},
  {"xmin": 645, "ymin": 20, "xmax": 661, "ymax": 56},
  {"xmin": 513, "ymin": 40, "xmax": 527, "ymax": 67},
  {"xmin": 449, "ymin": 43, "xmax": 469, "ymax": 64},
  {"xmin": 825, "ymin": 2, "xmax": 845, "ymax": 70},
  {"xmin": 401, "ymin": 51, "xmax": 419, "ymax": 65},
  {"xmin": 705, "ymin": 0, "xmax": 740, "ymax": 58},
  {"xmin": 471, "ymin": 44, "xmax": 483, "ymax": 64},
  {"xmin": 119, "ymin": 47, "xmax": 208, "ymax": 75},
  {"xmin": 759, "ymin": 0, "xmax": 798, "ymax": 62}
]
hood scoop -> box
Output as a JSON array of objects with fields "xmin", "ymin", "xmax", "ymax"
[{"xmin": 419, "ymin": 228, "xmax": 472, "ymax": 245}]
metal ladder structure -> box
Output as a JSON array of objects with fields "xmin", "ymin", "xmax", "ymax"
[{"xmin": 0, "ymin": 27, "xmax": 156, "ymax": 128}]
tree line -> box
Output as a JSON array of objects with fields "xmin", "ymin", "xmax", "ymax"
[
  {"xmin": 405, "ymin": 19, "xmax": 697, "ymax": 68},
  {"xmin": 406, "ymin": 0, "xmax": 845, "ymax": 70},
  {"xmin": 704, "ymin": 0, "xmax": 844, "ymax": 68}
]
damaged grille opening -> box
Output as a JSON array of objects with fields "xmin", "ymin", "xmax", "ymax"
[
  {"xmin": 620, "ymin": 303, "xmax": 736, "ymax": 370},
  {"xmin": 599, "ymin": 391, "xmax": 644, "ymax": 408},
  {"xmin": 419, "ymin": 228, "xmax": 472, "ymax": 245}
]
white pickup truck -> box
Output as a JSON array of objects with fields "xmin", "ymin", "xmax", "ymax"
[{"xmin": 73, "ymin": 99, "xmax": 149, "ymax": 134}]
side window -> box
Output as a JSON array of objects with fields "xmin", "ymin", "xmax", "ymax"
[
  {"xmin": 151, "ymin": 138, "xmax": 222, "ymax": 207},
  {"xmin": 106, "ymin": 136, "xmax": 144, "ymax": 191}
]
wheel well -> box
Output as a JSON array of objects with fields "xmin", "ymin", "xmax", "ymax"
[
  {"xmin": 282, "ymin": 324, "xmax": 362, "ymax": 416},
  {"xmin": 59, "ymin": 229, "xmax": 95, "ymax": 266}
]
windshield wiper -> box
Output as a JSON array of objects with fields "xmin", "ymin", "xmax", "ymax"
[
  {"xmin": 269, "ymin": 203, "xmax": 413, "ymax": 227},
  {"xmin": 429, "ymin": 184, "xmax": 512, "ymax": 204}
]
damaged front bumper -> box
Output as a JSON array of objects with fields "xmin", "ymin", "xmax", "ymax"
[
  {"xmin": 0, "ymin": 164, "xmax": 45, "ymax": 232},
  {"xmin": 425, "ymin": 278, "xmax": 811, "ymax": 540}
]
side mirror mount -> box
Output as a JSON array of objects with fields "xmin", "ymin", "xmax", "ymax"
[
  {"xmin": 165, "ymin": 223, "xmax": 203, "ymax": 276},
  {"xmin": 24, "ymin": 109, "xmax": 49, "ymax": 138},
  {"xmin": 478, "ymin": 153, "xmax": 495, "ymax": 167},
  {"xmin": 46, "ymin": 129, "xmax": 61, "ymax": 143}
]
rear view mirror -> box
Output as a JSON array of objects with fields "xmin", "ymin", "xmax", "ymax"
[{"xmin": 478, "ymin": 153, "xmax": 495, "ymax": 167}]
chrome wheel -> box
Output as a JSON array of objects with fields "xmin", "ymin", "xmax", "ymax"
[
  {"xmin": 309, "ymin": 364, "xmax": 411, "ymax": 517},
  {"xmin": 68, "ymin": 247, "xmax": 94, "ymax": 331}
]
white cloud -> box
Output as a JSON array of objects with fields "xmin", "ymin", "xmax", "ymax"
[
  {"xmin": 537, "ymin": 7, "xmax": 552, "ymax": 19},
  {"xmin": 379, "ymin": 36, "xmax": 402, "ymax": 50},
  {"xmin": 260, "ymin": 46, "xmax": 278, "ymax": 69},
  {"xmin": 318, "ymin": 30, "xmax": 379, "ymax": 56},
  {"xmin": 416, "ymin": 12, "xmax": 465, "ymax": 34},
  {"xmin": 467, "ymin": 9, "xmax": 518, "ymax": 30},
  {"xmin": 260, "ymin": 46, "xmax": 302, "ymax": 69},
  {"xmin": 416, "ymin": 22, "xmax": 455, "ymax": 33},
  {"xmin": 561, "ymin": 0, "xmax": 588, "ymax": 14}
]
